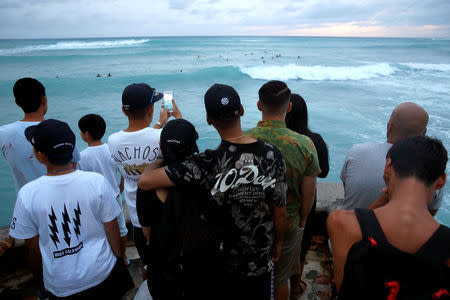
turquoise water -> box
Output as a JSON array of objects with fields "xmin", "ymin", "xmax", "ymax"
[{"xmin": 0, "ymin": 37, "xmax": 449, "ymax": 226}]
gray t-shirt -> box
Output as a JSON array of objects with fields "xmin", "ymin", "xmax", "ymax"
[
  {"xmin": 340, "ymin": 142, "xmax": 443, "ymax": 210},
  {"xmin": 0, "ymin": 121, "xmax": 81, "ymax": 195}
]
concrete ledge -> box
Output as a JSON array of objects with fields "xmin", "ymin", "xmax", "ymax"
[
  {"xmin": 316, "ymin": 182, "xmax": 344, "ymax": 213},
  {"xmin": 1, "ymin": 183, "xmax": 344, "ymax": 247}
]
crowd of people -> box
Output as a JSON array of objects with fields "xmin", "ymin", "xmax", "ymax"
[{"xmin": 0, "ymin": 77, "xmax": 448, "ymax": 300}]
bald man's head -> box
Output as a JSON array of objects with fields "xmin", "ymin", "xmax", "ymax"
[{"xmin": 387, "ymin": 102, "xmax": 429, "ymax": 144}]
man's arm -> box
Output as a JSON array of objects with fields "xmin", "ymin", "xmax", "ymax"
[
  {"xmin": 368, "ymin": 189, "xmax": 389, "ymax": 210},
  {"xmin": 300, "ymin": 176, "xmax": 317, "ymax": 227},
  {"xmin": 104, "ymin": 219, "xmax": 121, "ymax": 258},
  {"xmin": 138, "ymin": 167, "xmax": 175, "ymax": 190},
  {"xmin": 25, "ymin": 235, "xmax": 44, "ymax": 290},
  {"xmin": 119, "ymin": 176, "xmax": 124, "ymax": 194},
  {"xmin": 327, "ymin": 210, "xmax": 361, "ymax": 291},
  {"xmin": 272, "ymin": 205, "xmax": 286, "ymax": 262}
]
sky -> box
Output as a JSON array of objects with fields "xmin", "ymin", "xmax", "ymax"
[{"xmin": 0, "ymin": 0, "xmax": 449, "ymax": 38}]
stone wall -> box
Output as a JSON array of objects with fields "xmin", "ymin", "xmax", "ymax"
[{"xmin": 0, "ymin": 182, "xmax": 345, "ymax": 247}]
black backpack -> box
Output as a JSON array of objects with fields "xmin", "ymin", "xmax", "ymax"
[{"xmin": 339, "ymin": 209, "xmax": 450, "ymax": 300}]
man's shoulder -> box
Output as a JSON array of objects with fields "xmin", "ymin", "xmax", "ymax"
[
  {"xmin": 17, "ymin": 175, "xmax": 48, "ymax": 203},
  {"xmin": 327, "ymin": 209, "xmax": 361, "ymax": 239},
  {"xmin": 76, "ymin": 169, "xmax": 104, "ymax": 180},
  {"xmin": 248, "ymin": 126, "xmax": 312, "ymax": 146},
  {"xmin": 247, "ymin": 126, "xmax": 298, "ymax": 139},
  {"xmin": 108, "ymin": 128, "xmax": 160, "ymax": 143},
  {"xmin": 81, "ymin": 144, "xmax": 109, "ymax": 156},
  {"xmin": 107, "ymin": 130, "xmax": 124, "ymax": 143},
  {"xmin": 349, "ymin": 141, "xmax": 390, "ymax": 153},
  {"xmin": 0, "ymin": 121, "xmax": 19, "ymax": 130},
  {"xmin": 19, "ymin": 176, "xmax": 44, "ymax": 192},
  {"xmin": 0, "ymin": 121, "xmax": 22, "ymax": 138},
  {"xmin": 346, "ymin": 142, "xmax": 390, "ymax": 160}
]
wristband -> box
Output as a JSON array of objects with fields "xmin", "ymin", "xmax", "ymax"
[{"xmin": 156, "ymin": 121, "xmax": 163, "ymax": 128}]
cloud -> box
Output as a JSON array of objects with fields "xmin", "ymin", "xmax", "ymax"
[{"xmin": 0, "ymin": 0, "xmax": 448, "ymax": 38}]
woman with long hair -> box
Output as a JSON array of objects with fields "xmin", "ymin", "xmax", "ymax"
[
  {"xmin": 285, "ymin": 93, "xmax": 330, "ymax": 298},
  {"xmin": 136, "ymin": 118, "xmax": 223, "ymax": 300},
  {"xmin": 136, "ymin": 119, "xmax": 200, "ymax": 300}
]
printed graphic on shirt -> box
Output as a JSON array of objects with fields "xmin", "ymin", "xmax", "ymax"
[
  {"xmin": 166, "ymin": 141, "xmax": 287, "ymax": 277},
  {"xmin": 48, "ymin": 202, "xmax": 83, "ymax": 258},
  {"xmin": 111, "ymin": 145, "xmax": 159, "ymax": 178},
  {"xmin": 212, "ymin": 162, "xmax": 277, "ymax": 196}
]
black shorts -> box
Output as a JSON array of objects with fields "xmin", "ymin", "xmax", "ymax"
[{"xmin": 49, "ymin": 259, "xmax": 134, "ymax": 300}]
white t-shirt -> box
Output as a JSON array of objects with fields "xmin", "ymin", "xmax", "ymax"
[
  {"xmin": 340, "ymin": 141, "xmax": 443, "ymax": 210},
  {"xmin": 77, "ymin": 144, "xmax": 127, "ymax": 237},
  {"xmin": 9, "ymin": 170, "xmax": 120, "ymax": 297},
  {"xmin": 108, "ymin": 127, "xmax": 161, "ymax": 227},
  {"xmin": 0, "ymin": 121, "xmax": 81, "ymax": 195}
]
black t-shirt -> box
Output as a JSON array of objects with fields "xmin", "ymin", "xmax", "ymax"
[{"xmin": 165, "ymin": 140, "xmax": 287, "ymax": 277}]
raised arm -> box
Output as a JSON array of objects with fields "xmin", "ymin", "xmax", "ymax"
[
  {"xmin": 138, "ymin": 167, "xmax": 175, "ymax": 190},
  {"xmin": 300, "ymin": 175, "xmax": 317, "ymax": 227},
  {"xmin": 104, "ymin": 219, "xmax": 121, "ymax": 258}
]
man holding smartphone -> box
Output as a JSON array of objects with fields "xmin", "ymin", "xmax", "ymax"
[{"xmin": 107, "ymin": 83, "xmax": 181, "ymax": 277}]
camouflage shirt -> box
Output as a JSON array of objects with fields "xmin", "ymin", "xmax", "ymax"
[{"xmin": 246, "ymin": 120, "xmax": 320, "ymax": 238}]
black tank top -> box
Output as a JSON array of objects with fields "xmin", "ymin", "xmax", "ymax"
[{"xmin": 338, "ymin": 208, "xmax": 450, "ymax": 300}]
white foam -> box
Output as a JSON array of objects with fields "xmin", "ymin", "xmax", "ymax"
[
  {"xmin": 239, "ymin": 63, "xmax": 397, "ymax": 81},
  {"xmin": 400, "ymin": 63, "xmax": 450, "ymax": 72},
  {"xmin": 0, "ymin": 39, "xmax": 150, "ymax": 55}
]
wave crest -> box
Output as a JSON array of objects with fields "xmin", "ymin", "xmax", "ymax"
[
  {"xmin": 239, "ymin": 63, "xmax": 397, "ymax": 81},
  {"xmin": 0, "ymin": 39, "xmax": 150, "ymax": 55},
  {"xmin": 400, "ymin": 63, "xmax": 450, "ymax": 72}
]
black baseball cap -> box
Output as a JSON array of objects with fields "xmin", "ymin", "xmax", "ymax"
[
  {"xmin": 25, "ymin": 119, "xmax": 75, "ymax": 165},
  {"xmin": 160, "ymin": 119, "xmax": 199, "ymax": 162},
  {"xmin": 204, "ymin": 84, "xmax": 241, "ymax": 120},
  {"xmin": 122, "ymin": 83, "xmax": 163, "ymax": 111}
]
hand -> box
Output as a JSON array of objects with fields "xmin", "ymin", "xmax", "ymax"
[
  {"xmin": 300, "ymin": 219, "xmax": 306, "ymax": 228},
  {"xmin": 273, "ymin": 240, "xmax": 282, "ymax": 262},
  {"xmin": 380, "ymin": 187, "xmax": 390, "ymax": 205},
  {"xmin": 149, "ymin": 158, "xmax": 164, "ymax": 170},
  {"xmin": 158, "ymin": 103, "xmax": 170, "ymax": 126},
  {"xmin": 170, "ymin": 98, "xmax": 182, "ymax": 119}
]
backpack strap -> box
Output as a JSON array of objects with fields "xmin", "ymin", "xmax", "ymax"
[
  {"xmin": 416, "ymin": 225, "xmax": 450, "ymax": 264},
  {"xmin": 354, "ymin": 208, "xmax": 389, "ymax": 246}
]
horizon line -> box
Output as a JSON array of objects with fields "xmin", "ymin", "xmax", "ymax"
[{"xmin": 1, "ymin": 35, "xmax": 449, "ymax": 40}]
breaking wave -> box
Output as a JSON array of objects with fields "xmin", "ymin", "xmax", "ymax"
[
  {"xmin": 239, "ymin": 63, "xmax": 397, "ymax": 81},
  {"xmin": 400, "ymin": 63, "xmax": 450, "ymax": 72},
  {"xmin": 0, "ymin": 39, "xmax": 150, "ymax": 55}
]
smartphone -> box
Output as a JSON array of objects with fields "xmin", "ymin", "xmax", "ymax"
[{"xmin": 163, "ymin": 91, "xmax": 173, "ymax": 112}]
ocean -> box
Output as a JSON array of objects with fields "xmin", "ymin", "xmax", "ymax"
[{"xmin": 0, "ymin": 36, "xmax": 449, "ymax": 227}]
